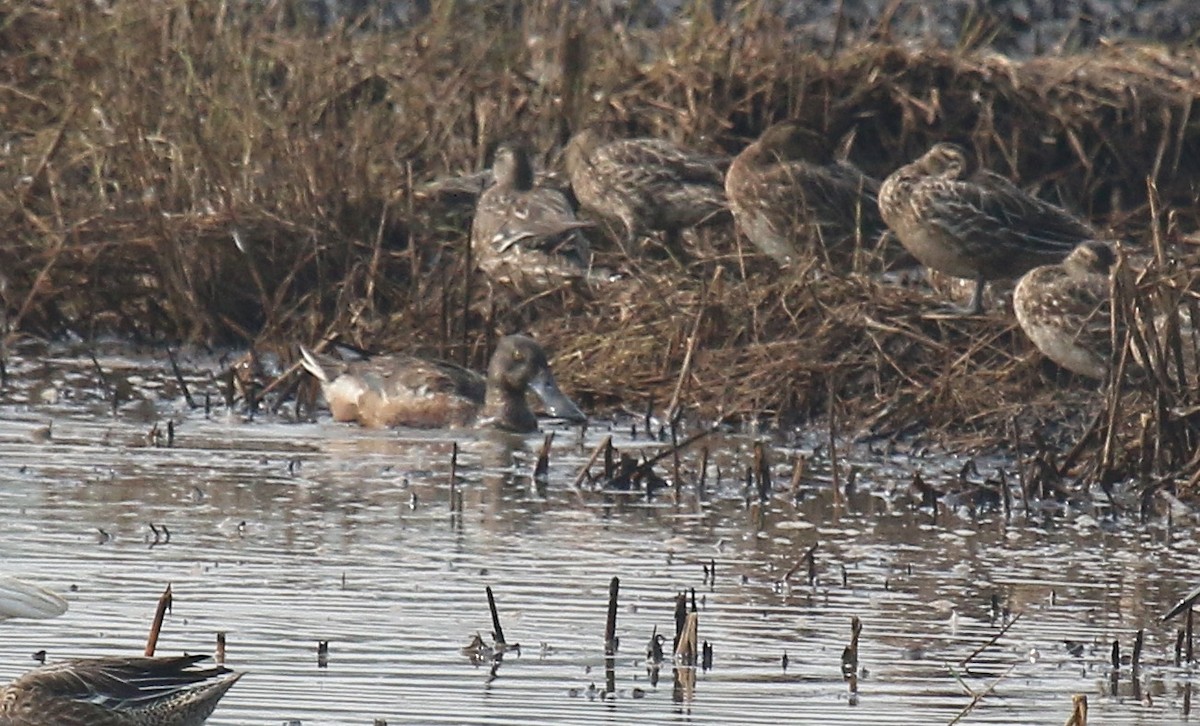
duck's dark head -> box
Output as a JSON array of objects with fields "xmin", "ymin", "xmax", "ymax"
[{"xmin": 489, "ymin": 334, "xmax": 586, "ymax": 425}]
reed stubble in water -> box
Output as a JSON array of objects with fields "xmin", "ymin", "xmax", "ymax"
[{"xmin": 1, "ymin": 2, "xmax": 1200, "ymax": 488}]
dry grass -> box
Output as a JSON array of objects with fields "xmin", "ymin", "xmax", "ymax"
[{"xmin": 2, "ymin": 1, "xmax": 1200, "ymax": 489}]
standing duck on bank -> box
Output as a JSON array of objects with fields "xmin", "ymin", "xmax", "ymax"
[
  {"xmin": 0, "ymin": 655, "xmax": 241, "ymax": 726},
  {"xmin": 725, "ymin": 121, "xmax": 886, "ymax": 268},
  {"xmin": 470, "ymin": 141, "xmax": 594, "ymax": 294},
  {"xmin": 563, "ymin": 128, "xmax": 727, "ymax": 252},
  {"xmin": 878, "ymin": 143, "xmax": 1097, "ymax": 314},
  {"xmin": 298, "ymin": 334, "xmax": 586, "ymax": 433},
  {"xmin": 1013, "ymin": 240, "xmax": 1117, "ymax": 380}
]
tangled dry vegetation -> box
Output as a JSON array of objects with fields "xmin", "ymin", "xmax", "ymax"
[{"xmin": 1, "ymin": 2, "xmax": 1200, "ymax": 489}]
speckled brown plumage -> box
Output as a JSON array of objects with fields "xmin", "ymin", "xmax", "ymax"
[
  {"xmin": 879, "ymin": 143, "xmax": 1097, "ymax": 313},
  {"xmin": 725, "ymin": 121, "xmax": 886, "ymax": 267},
  {"xmin": 298, "ymin": 334, "xmax": 586, "ymax": 432},
  {"xmin": 564, "ymin": 128, "xmax": 727, "ymax": 245},
  {"xmin": 470, "ymin": 141, "xmax": 593, "ymax": 294},
  {"xmin": 0, "ymin": 655, "xmax": 240, "ymax": 726},
  {"xmin": 1013, "ymin": 240, "xmax": 1116, "ymax": 379}
]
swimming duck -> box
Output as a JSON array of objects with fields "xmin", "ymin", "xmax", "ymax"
[
  {"xmin": 1013, "ymin": 240, "xmax": 1116, "ymax": 379},
  {"xmin": 0, "ymin": 576, "xmax": 68, "ymax": 621},
  {"xmin": 298, "ymin": 334, "xmax": 586, "ymax": 433},
  {"xmin": 471, "ymin": 141, "xmax": 594, "ymax": 294},
  {"xmin": 725, "ymin": 121, "xmax": 886, "ymax": 268},
  {"xmin": 563, "ymin": 128, "xmax": 727, "ymax": 247},
  {"xmin": 878, "ymin": 143, "xmax": 1096, "ymax": 313},
  {"xmin": 0, "ymin": 655, "xmax": 241, "ymax": 726}
]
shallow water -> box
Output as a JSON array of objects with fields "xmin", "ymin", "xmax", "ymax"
[{"xmin": 1, "ymin": 343, "xmax": 1199, "ymax": 724}]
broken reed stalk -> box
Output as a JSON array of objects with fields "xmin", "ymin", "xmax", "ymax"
[
  {"xmin": 698, "ymin": 445, "xmax": 709, "ymax": 497},
  {"xmin": 958, "ymin": 611, "xmax": 1023, "ymax": 667},
  {"xmin": 828, "ymin": 377, "xmax": 841, "ymax": 505},
  {"xmin": 671, "ymin": 420, "xmax": 681, "ymax": 491},
  {"xmin": 675, "ymin": 611, "xmax": 699, "ymax": 666},
  {"xmin": 216, "ymin": 632, "xmax": 226, "ymax": 665},
  {"xmin": 783, "ymin": 542, "xmax": 819, "ymax": 583},
  {"xmin": 571, "ymin": 434, "xmax": 612, "ymax": 488},
  {"xmin": 89, "ymin": 351, "xmax": 113, "ymax": 402},
  {"xmin": 604, "ymin": 576, "xmax": 620, "ymax": 656},
  {"xmin": 534, "ymin": 432, "xmax": 554, "ymax": 481},
  {"xmin": 1010, "ymin": 416, "xmax": 1025, "ymax": 521},
  {"xmin": 485, "ymin": 585, "xmax": 506, "ymax": 646},
  {"xmin": 841, "ymin": 615, "xmax": 861, "ymax": 679},
  {"xmin": 448, "ymin": 442, "xmax": 458, "ymax": 512},
  {"xmin": 166, "ymin": 347, "xmax": 197, "ymax": 409},
  {"xmin": 753, "ymin": 441, "xmax": 771, "ymax": 502},
  {"xmin": 638, "ymin": 428, "xmax": 715, "ymax": 471},
  {"xmin": 665, "ymin": 278, "xmax": 707, "ymax": 422},
  {"xmin": 790, "ymin": 453, "xmax": 806, "ymax": 500},
  {"xmin": 1189, "ymin": 607, "xmax": 1195, "ymax": 663},
  {"xmin": 1132, "ymin": 628, "xmax": 1144, "ymax": 672},
  {"xmin": 673, "ymin": 591, "xmax": 688, "ymax": 651},
  {"xmin": 144, "ymin": 583, "xmax": 172, "ymax": 657},
  {"xmin": 947, "ymin": 662, "xmax": 1018, "ymax": 725},
  {"xmin": 1064, "ymin": 693, "xmax": 1088, "ymax": 726}
]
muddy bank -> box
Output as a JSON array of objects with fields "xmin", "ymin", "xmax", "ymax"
[{"xmin": 0, "ymin": 2, "xmax": 1198, "ymax": 487}]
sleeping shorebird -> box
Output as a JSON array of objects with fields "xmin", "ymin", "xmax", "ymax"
[
  {"xmin": 1013, "ymin": 240, "xmax": 1116, "ymax": 379},
  {"xmin": 879, "ymin": 143, "xmax": 1096, "ymax": 313},
  {"xmin": 725, "ymin": 121, "xmax": 887, "ymax": 268},
  {"xmin": 564, "ymin": 128, "xmax": 728, "ymax": 251}
]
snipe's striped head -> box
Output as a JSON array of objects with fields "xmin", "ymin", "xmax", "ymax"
[{"xmin": 914, "ymin": 143, "xmax": 968, "ymax": 179}]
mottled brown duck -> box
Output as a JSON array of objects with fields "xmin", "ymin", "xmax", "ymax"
[
  {"xmin": 0, "ymin": 655, "xmax": 240, "ymax": 726},
  {"xmin": 879, "ymin": 143, "xmax": 1097, "ymax": 313},
  {"xmin": 1013, "ymin": 240, "xmax": 1116, "ymax": 379},
  {"xmin": 471, "ymin": 141, "xmax": 594, "ymax": 294},
  {"xmin": 563, "ymin": 128, "xmax": 727, "ymax": 249},
  {"xmin": 298, "ymin": 334, "xmax": 586, "ymax": 433},
  {"xmin": 725, "ymin": 121, "xmax": 886, "ymax": 268}
]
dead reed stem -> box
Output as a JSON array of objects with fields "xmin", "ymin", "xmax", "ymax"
[
  {"xmin": 1, "ymin": 3, "xmax": 1199, "ymax": 485},
  {"xmin": 144, "ymin": 583, "xmax": 172, "ymax": 657}
]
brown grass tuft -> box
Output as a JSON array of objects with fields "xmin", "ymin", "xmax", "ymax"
[{"xmin": 2, "ymin": 2, "xmax": 1200, "ymax": 488}]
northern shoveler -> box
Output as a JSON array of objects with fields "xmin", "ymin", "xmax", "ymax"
[
  {"xmin": 0, "ymin": 655, "xmax": 241, "ymax": 726},
  {"xmin": 298, "ymin": 334, "xmax": 586, "ymax": 433},
  {"xmin": 563, "ymin": 128, "xmax": 727, "ymax": 247},
  {"xmin": 471, "ymin": 141, "xmax": 594, "ymax": 294},
  {"xmin": 725, "ymin": 121, "xmax": 886, "ymax": 268},
  {"xmin": 1013, "ymin": 240, "xmax": 1116, "ymax": 379},
  {"xmin": 878, "ymin": 143, "xmax": 1096, "ymax": 313}
]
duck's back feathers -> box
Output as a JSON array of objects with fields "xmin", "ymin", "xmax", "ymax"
[
  {"xmin": 0, "ymin": 655, "xmax": 241, "ymax": 726},
  {"xmin": 471, "ymin": 142, "xmax": 593, "ymax": 293},
  {"xmin": 565, "ymin": 130, "xmax": 728, "ymax": 239},
  {"xmin": 726, "ymin": 123, "xmax": 885, "ymax": 266},
  {"xmin": 298, "ymin": 334, "xmax": 584, "ymax": 432},
  {"xmin": 300, "ymin": 346, "xmax": 485, "ymax": 428}
]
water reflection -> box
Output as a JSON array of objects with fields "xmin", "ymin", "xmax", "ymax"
[{"xmin": 0, "ymin": 347, "xmax": 1196, "ymax": 723}]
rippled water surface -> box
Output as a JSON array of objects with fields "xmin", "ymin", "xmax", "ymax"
[{"xmin": 2, "ymin": 343, "xmax": 1199, "ymax": 724}]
